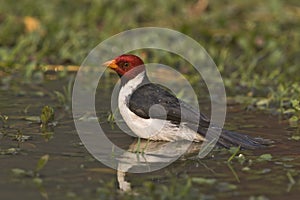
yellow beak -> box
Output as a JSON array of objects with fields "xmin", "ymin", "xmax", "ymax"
[{"xmin": 103, "ymin": 59, "xmax": 118, "ymax": 69}]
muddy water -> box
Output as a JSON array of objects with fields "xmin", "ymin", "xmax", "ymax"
[{"xmin": 0, "ymin": 77, "xmax": 299, "ymax": 200}]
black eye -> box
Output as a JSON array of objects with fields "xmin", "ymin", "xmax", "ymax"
[{"xmin": 123, "ymin": 62, "xmax": 129, "ymax": 68}]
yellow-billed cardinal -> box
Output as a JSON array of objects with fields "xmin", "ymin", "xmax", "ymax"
[{"xmin": 104, "ymin": 54, "xmax": 271, "ymax": 149}]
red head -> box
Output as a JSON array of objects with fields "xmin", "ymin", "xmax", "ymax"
[{"xmin": 103, "ymin": 54, "xmax": 145, "ymax": 79}]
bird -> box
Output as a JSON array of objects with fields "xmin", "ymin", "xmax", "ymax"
[{"xmin": 103, "ymin": 54, "xmax": 271, "ymax": 149}]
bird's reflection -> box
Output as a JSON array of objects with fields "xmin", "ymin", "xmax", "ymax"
[{"xmin": 116, "ymin": 139, "xmax": 201, "ymax": 191}]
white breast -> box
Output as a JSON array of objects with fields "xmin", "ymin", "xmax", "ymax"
[{"xmin": 118, "ymin": 72, "xmax": 204, "ymax": 142}]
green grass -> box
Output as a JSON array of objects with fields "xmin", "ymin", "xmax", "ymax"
[{"xmin": 0, "ymin": 0, "xmax": 299, "ymax": 121}]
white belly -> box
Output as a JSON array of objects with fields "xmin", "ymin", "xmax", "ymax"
[{"xmin": 119, "ymin": 104, "xmax": 203, "ymax": 142}]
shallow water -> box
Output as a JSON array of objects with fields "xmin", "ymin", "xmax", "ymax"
[{"xmin": 0, "ymin": 76, "xmax": 299, "ymax": 199}]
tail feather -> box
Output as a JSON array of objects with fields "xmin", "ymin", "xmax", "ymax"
[
  {"xmin": 190, "ymin": 122, "xmax": 272, "ymax": 149},
  {"xmin": 217, "ymin": 129, "xmax": 273, "ymax": 149},
  {"xmin": 195, "ymin": 125, "xmax": 273, "ymax": 149}
]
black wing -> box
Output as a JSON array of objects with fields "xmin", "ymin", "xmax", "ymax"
[
  {"xmin": 128, "ymin": 83, "xmax": 272, "ymax": 149},
  {"xmin": 128, "ymin": 83, "xmax": 210, "ymax": 127}
]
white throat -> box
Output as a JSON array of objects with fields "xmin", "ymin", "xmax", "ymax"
[{"xmin": 119, "ymin": 71, "xmax": 146, "ymax": 102}]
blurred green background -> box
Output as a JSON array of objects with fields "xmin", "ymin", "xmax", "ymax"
[
  {"xmin": 0, "ymin": 1, "xmax": 300, "ymax": 199},
  {"xmin": 0, "ymin": 0, "xmax": 299, "ymax": 120}
]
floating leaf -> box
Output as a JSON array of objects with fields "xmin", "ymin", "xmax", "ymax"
[
  {"xmin": 281, "ymin": 157, "xmax": 294, "ymax": 162},
  {"xmin": 35, "ymin": 154, "xmax": 49, "ymax": 172},
  {"xmin": 257, "ymin": 154, "xmax": 272, "ymax": 162},
  {"xmin": 11, "ymin": 168, "xmax": 26, "ymax": 177},
  {"xmin": 242, "ymin": 166, "xmax": 251, "ymax": 172},
  {"xmin": 24, "ymin": 116, "xmax": 41, "ymax": 122},
  {"xmin": 191, "ymin": 177, "xmax": 216, "ymax": 185},
  {"xmin": 290, "ymin": 135, "xmax": 300, "ymax": 141},
  {"xmin": 217, "ymin": 182, "xmax": 237, "ymax": 192},
  {"xmin": 1, "ymin": 148, "xmax": 19, "ymax": 155},
  {"xmin": 32, "ymin": 177, "xmax": 43, "ymax": 186},
  {"xmin": 255, "ymin": 98, "xmax": 270, "ymax": 107}
]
